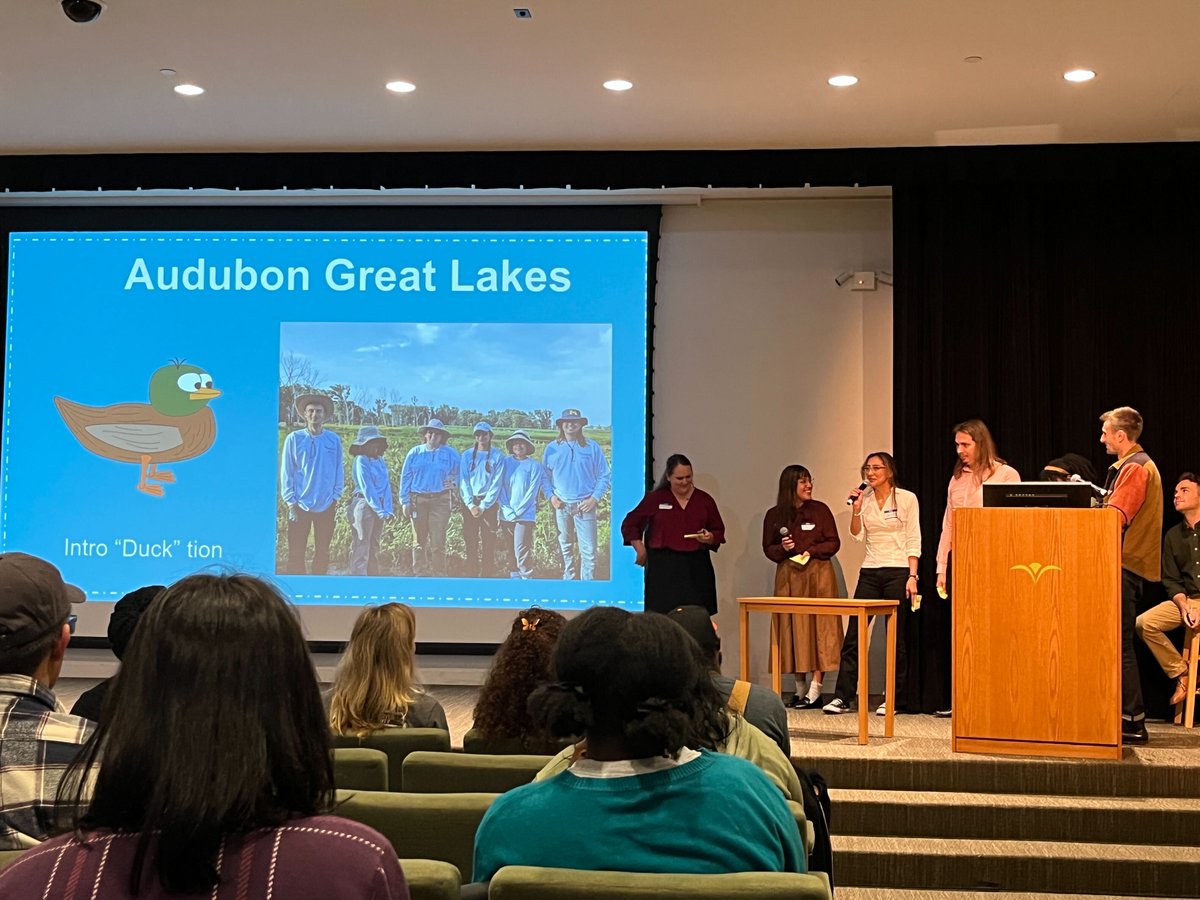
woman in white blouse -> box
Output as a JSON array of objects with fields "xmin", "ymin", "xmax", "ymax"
[{"xmin": 824, "ymin": 452, "xmax": 921, "ymax": 717}]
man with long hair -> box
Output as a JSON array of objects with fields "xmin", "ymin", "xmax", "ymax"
[
  {"xmin": 1100, "ymin": 406, "xmax": 1162, "ymax": 744},
  {"xmin": 933, "ymin": 419, "xmax": 1020, "ymax": 715}
]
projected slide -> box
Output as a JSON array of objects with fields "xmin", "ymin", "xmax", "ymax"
[{"xmin": 1, "ymin": 231, "xmax": 648, "ymax": 611}]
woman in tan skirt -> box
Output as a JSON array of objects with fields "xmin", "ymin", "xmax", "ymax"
[{"xmin": 762, "ymin": 464, "xmax": 843, "ymax": 708}]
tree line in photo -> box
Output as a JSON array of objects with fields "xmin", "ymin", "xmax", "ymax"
[
  {"xmin": 276, "ymin": 391, "xmax": 613, "ymax": 580},
  {"xmin": 280, "ymin": 353, "xmax": 561, "ymax": 430}
]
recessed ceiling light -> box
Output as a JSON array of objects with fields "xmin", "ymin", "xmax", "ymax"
[
  {"xmin": 963, "ymin": 56, "xmax": 983, "ymax": 64},
  {"xmin": 603, "ymin": 79, "xmax": 633, "ymax": 92},
  {"xmin": 173, "ymin": 83, "xmax": 204, "ymax": 97},
  {"xmin": 159, "ymin": 68, "xmax": 177, "ymax": 77},
  {"xmin": 1063, "ymin": 68, "xmax": 1096, "ymax": 83},
  {"xmin": 386, "ymin": 81, "xmax": 417, "ymax": 93},
  {"xmin": 827, "ymin": 74, "xmax": 858, "ymax": 87}
]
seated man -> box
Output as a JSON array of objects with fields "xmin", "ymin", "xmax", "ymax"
[
  {"xmin": 70, "ymin": 584, "xmax": 163, "ymax": 723},
  {"xmin": 1136, "ymin": 473, "xmax": 1200, "ymax": 705},
  {"xmin": 0, "ymin": 553, "xmax": 94, "ymax": 848},
  {"xmin": 666, "ymin": 604, "xmax": 790, "ymax": 756}
]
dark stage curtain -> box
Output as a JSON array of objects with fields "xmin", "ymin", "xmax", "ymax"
[{"xmin": 893, "ymin": 175, "xmax": 1200, "ymax": 714}]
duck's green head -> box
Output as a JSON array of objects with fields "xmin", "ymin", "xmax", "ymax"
[{"xmin": 149, "ymin": 362, "xmax": 221, "ymax": 417}]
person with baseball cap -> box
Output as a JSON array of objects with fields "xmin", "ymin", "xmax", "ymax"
[
  {"xmin": 459, "ymin": 422, "xmax": 506, "ymax": 577},
  {"xmin": 0, "ymin": 552, "xmax": 94, "ymax": 848},
  {"xmin": 400, "ymin": 418, "xmax": 461, "ymax": 576},
  {"xmin": 279, "ymin": 393, "xmax": 345, "ymax": 575},
  {"xmin": 542, "ymin": 408, "xmax": 611, "ymax": 580}
]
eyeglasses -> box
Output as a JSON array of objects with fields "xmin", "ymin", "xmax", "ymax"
[
  {"xmin": 862, "ymin": 465, "xmax": 888, "ymax": 473},
  {"xmin": 66, "ymin": 614, "xmax": 77, "ymax": 635}
]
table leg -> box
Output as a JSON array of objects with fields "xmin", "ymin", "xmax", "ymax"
[
  {"xmin": 770, "ymin": 614, "xmax": 782, "ymax": 697},
  {"xmin": 885, "ymin": 609, "xmax": 897, "ymax": 738},
  {"xmin": 857, "ymin": 608, "xmax": 869, "ymax": 745},
  {"xmin": 739, "ymin": 606, "xmax": 750, "ymax": 683}
]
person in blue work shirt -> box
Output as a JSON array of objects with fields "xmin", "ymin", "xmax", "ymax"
[
  {"xmin": 501, "ymin": 430, "xmax": 549, "ymax": 579},
  {"xmin": 459, "ymin": 422, "xmax": 506, "ymax": 577},
  {"xmin": 280, "ymin": 393, "xmax": 345, "ymax": 575},
  {"xmin": 400, "ymin": 418, "xmax": 460, "ymax": 577},
  {"xmin": 542, "ymin": 408, "xmax": 611, "ymax": 580},
  {"xmin": 347, "ymin": 425, "xmax": 394, "ymax": 577}
]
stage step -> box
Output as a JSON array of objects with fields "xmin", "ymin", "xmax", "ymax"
[
  {"xmin": 832, "ymin": 835, "xmax": 1199, "ymax": 897},
  {"xmin": 838, "ymin": 890, "xmax": 1184, "ymax": 900},
  {"xmin": 808, "ymin": 751, "xmax": 1200, "ymax": 799},
  {"xmin": 830, "ymin": 788, "xmax": 1200, "ymax": 846}
]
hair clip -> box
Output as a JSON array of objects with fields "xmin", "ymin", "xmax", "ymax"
[{"xmin": 521, "ymin": 616, "xmax": 540, "ymax": 632}]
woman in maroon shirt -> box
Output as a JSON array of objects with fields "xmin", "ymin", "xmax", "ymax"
[
  {"xmin": 621, "ymin": 454, "xmax": 726, "ymax": 614},
  {"xmin": 762, "ymin": 465, "xmax": 843, "ymax": 708}
]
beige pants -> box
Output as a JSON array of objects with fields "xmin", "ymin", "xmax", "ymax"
[{"xmin": 1135, "ymin": 598, "xmax": 1199, "ymax": 679}]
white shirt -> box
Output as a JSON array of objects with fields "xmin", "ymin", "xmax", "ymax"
[{"xmin": 851, "ymin": 486, "xmax": 922, "ymax": 569}]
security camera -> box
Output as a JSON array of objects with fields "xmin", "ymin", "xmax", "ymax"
[{"xmin": 61, "ymin": 0, "xmax": 104, "ymax": 23}]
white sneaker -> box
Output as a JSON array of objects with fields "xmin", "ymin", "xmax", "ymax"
[
  {"xmin": 823, "ymin": 698, "xmax": 850, "ymax": 715},
  {"xmin": 876, "ymin": 703, "xmax": 887, "ymax": 717}
]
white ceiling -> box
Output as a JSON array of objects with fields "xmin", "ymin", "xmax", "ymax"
[{"xmin": 2, "ymin": 0, "xmax": 1198, "ymax": 155}]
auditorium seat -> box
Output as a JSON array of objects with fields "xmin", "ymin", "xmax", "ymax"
[
  {"xmin": 331, "ymin": 727, "xmax": 451, "ymax": 791},
  {"xmin": 0, "ymin": 850, "xmax": 24, "ymax": 871},
  {"xmin": 333, "ymin": 747, "xmax": 391, "ymax": 791},
  {"xmin": 462, "ymin": 727, "xmax": 576, "ymax": 756},
  {"xmin": 486, "ymin": 866, "xmax": 833, "ymax": 899},
  {"xmin": 334, "ymin": 788, "xmax": 497, "ymax": 882},
  {"xmin": 401, "ymin": 751, "xmax": 551, "ymax": 793}
]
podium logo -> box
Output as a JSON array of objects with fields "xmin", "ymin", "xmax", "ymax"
[{"xmin": 1011, "ymin": 562, "xmax": 1062, "ymax": 584}]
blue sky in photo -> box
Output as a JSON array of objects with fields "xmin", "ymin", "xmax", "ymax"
[{"xmin": 282, "ymin": 321, "xmax": 613, "ymax": 424}]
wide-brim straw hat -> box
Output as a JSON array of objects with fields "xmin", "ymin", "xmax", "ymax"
[{"xmin": 294, "ymin": 393, "xmax": 334, "ymax": 419}]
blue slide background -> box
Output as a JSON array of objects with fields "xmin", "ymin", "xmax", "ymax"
[{"xmin": 2, "ymin": 231, "xmax": 648, "ymax": 610}]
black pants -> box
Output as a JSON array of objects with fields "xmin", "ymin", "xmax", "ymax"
[
  {"xmin": 1121, "ymin": 568, "xmax": 1147, "ymax": 724},
  {"xmin": 461, "ymin": 504, "xmax": 500, "ymax": 576},
  {"xmin": 834, "ymin": 567, "xmax": 909, "ymax": 705},
  {"xmin": 286, "ymin": 505, "xmax": 337, "ymax": 575}
]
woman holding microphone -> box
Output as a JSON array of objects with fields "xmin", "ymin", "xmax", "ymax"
[
  {"xmin": 762, "ymin": 464, "xmax": 842, "ymax": 708},
  {"xmin": 823, "ymin": 452, "xmax": 921, "ymax": 716},
  {"xmin": 622, "ymin": 454, "xmax": 725, "ymax": 614}
]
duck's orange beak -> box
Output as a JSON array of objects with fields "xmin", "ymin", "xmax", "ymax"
[{"xmin": 189, "ymin": 388, "xmax": 222, "ymax": 400}]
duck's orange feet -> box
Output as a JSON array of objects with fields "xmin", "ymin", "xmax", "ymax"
[
  {"xmin": 147, "ymin": 465, "xmax": 175, "ymax": 483},
  {"xmin": 137, "ymin": 482, "xmax": 165, "ymax": 497},
  {"xmin": 137, "ymin": 455, "xmax": 167, "ymax": 496}
]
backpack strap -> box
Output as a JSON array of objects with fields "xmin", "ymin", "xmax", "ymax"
[{"xmin": 727, "ymin": 680, "xmax": 752, "ymax": 716}]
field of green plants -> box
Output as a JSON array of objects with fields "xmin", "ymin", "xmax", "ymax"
[{"xmin": 275, "ymin": 424, "xmax": 613, "ymax": 578}]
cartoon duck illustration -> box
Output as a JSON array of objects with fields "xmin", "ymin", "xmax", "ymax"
[{"xmin": 54, "ymin": 360, "xmax": 220, "ymax": 496}]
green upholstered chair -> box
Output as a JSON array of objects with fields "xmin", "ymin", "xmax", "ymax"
[
  {"xmin": 402, "ymin": 751, "xmax": 552, "ymax": 794},
  {"xmin": 333, "ymin": 747, "xmax": 390, "ymax": 791},
  {"xmin": 335, "ymin": 788, "xmax": 496, "ymax": 883},
  {"xmin": 461, "ymin": 727, "xmax": 576, "ymax": 757},
  {"xmin": 399, "ymin": 858, "xmax": 462, "ymax": 900},
  {"xmin": 487, "ymin": 866, "xmax": 833, "ymax": 899},
  {"xmin": 0, "ymin": 850, "xmax": 25, "ymax": 871},
  {"xmin": 330, "ymin": 727, "xmax": 451, "ymax": 792}
]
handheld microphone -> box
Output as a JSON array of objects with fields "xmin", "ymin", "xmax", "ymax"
[
  {"xmin": 779, "ymin": 526, "xmax": 790, "ymax": 544},
  {"xmin": 846, "ymin": 481, "xmax": 868, "ymax": 505}
]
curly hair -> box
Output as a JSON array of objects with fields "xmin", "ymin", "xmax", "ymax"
[{"xmin": 472, "ymin": 607, "xmax": 568, "ymax": 745}]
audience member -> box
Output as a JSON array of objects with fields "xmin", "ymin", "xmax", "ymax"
[
  {"xmin": 666, "ymin": 604, "xmax": 790, "ymax": 755},
  {"xmin": 0, "ymin": 572, "xmax": 407, "ymax": 898},
  {"xmin": 70, "ymin": 585, "xmax": 164, "ymax": 723},
  {"xmin": 0, "ymin": 552, "xmax": 93, "ymax": 849},
  {"xmin": 476, "ymin": 607, "xmax": 805, "ymax": 882},
  {"xmin": 329, "ymin": 602, "xmax": 448, "ymax": 735},
  {"xmin": 467, "ymin": 607, "xmax": 573, "ymax": 754}
]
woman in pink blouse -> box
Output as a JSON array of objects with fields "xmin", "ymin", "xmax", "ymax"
[
  {"xmin": 621, "ymin": 454, "xmax": 725, "ymax": 614},
  {"xmin": 762, "ymin": 465, "xmax": 843, "ymax": 708}
]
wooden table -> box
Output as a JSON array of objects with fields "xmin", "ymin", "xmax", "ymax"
[{"xmin": 737, "ymin": 596, "xmax": 900, "ymax": 745}]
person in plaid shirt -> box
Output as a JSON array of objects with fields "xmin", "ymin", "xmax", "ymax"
[{"xmin": 0, "ymin": 552, "xmax": 93, "ymax": 849}]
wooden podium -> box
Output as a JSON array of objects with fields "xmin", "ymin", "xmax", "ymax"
[{"xmin": 952, "ymin": 507, "xmax": 1122, "ymax": 759}]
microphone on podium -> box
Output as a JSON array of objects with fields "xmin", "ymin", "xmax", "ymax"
[
  {"xmin": 846, "ymin": 481, "xmax": 868, "ymax": 505},
  {"xmin": 1069, "ymin": 473, "xmax": 1108, "ymax": 497}
]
